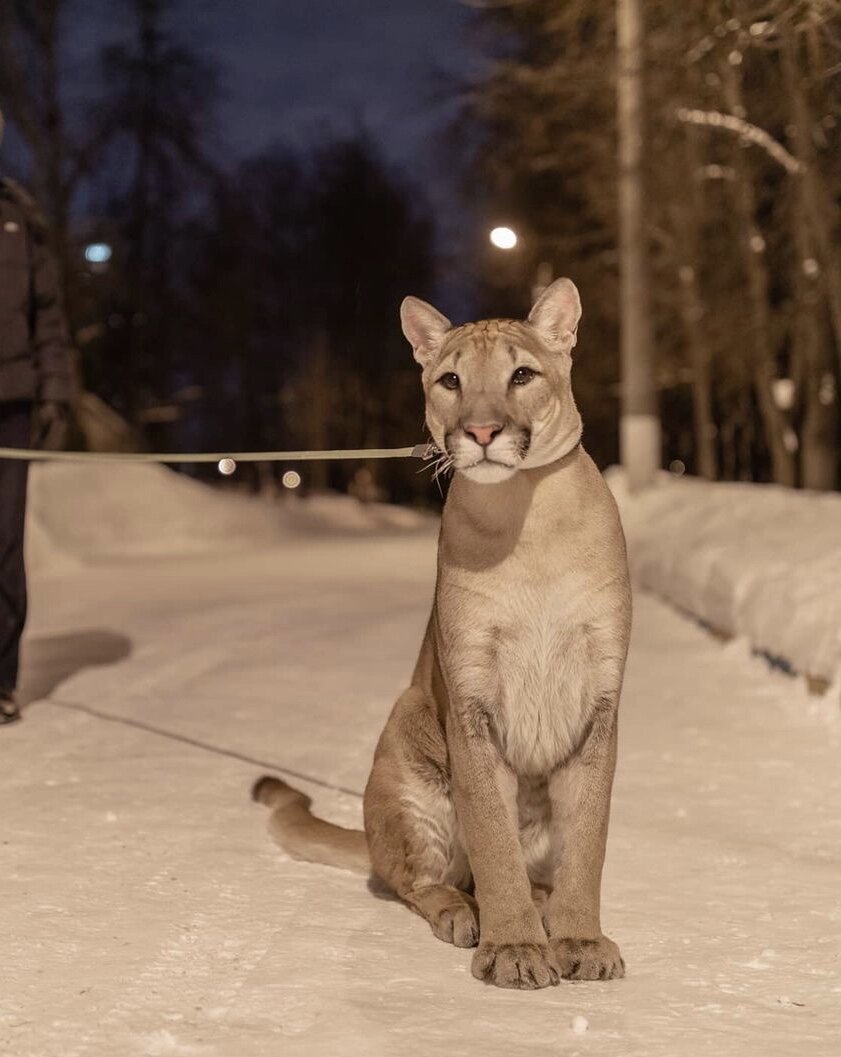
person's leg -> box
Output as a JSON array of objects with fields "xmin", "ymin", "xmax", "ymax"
[{"xmin": 0, "ymin": 401, "xmax": 32, "ymax": 723}]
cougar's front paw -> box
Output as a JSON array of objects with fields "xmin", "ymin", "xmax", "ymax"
[
  {"xmin": 550, "ymin": 935, "xmax": 625, "ymax": 981},
  {"xmin": 429, "ymin": 895, "xmax": 479, "ymax": 948},
  {"xmin": 471, "ymin": 942, "xmax": 559, "ymax": 990}
]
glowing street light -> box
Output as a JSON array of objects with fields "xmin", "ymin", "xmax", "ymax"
[
  {"xmin": 489, "ymin": 226, "xmax": 518, "ymax": 250},
  {"xmin": 84, "ymin": 242, "xmax": 112, "ymax": 264}
]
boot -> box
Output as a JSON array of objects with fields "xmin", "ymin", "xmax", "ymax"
[{"xmin": 0, "ymin": 690, "xmax": 21, "ymax": 725}]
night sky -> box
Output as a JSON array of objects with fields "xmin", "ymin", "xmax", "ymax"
[
  {"xmin": 61, "ymin": 0, "xmax": 486, "ymax": 264},
  {"xmin": 0, "ymin": 1, "xmax": 496, "ymax": 315},
  {"xmin": 172, "ymin": 1, "xmax": 481, "ymax": 164}
]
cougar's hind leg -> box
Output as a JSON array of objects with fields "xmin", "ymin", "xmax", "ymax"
[
  {"xmin": 404, "ymin": 883, "xmax": 479, "ymax": 948},
  {"xmin": 364, "ymin": 687, "xmax": 478, "ymax": 948},
  {"xmin": 394, "ymin": 775, "xmax": 477, "ymax": 947},
  {"xmin": 370, "ymin": 781, "xmax": 478, "ymax": 948}
]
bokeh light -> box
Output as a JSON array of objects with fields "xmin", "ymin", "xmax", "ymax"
[
  {"xmin": 489, "ymin": 226, "xmax": 518, "ymax": 250},
  {"xmin": 84, "ymin": 243, "xmax": 112, "ymax": 264}
]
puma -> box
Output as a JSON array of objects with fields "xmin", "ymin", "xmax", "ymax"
[{"xmin": 253, "ymin": 279, "xmax": 632, "ymax": 990}]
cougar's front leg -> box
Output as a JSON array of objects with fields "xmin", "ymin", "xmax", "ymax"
[
  {"xmin": 544, "ymin": 697, "xmax": 625, "ymax": 980},
  {"xmin": 448, "ymin": 707, "xmax": 559, "ymax": 989}
]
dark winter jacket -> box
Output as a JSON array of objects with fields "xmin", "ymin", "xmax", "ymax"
[{"xmin": 0, "ymin": 178, "xmax": 74, "ymax": 404}]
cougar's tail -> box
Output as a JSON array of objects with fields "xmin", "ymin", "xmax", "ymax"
[{"xmin": 251, "ymin": 776, "xmax": 370, "ymax": 875}]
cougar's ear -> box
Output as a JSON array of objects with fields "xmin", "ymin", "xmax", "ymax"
[
  {"xmin": 527, "ymin": 278, "xmax": 582, "ymax": 352},
  {"xmin": 400, "ymin": 296, "xmax": 452, "ymax": 366}
]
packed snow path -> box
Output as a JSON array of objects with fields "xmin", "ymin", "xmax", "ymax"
[{"xmin": 3, "ymin": 525, "xmax": 840, "ymax": 1057}]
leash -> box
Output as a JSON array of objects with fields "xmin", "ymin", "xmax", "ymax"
[
  {"xmin": 42, "ymin": 697, "xmax": 364, "ymax": 799},
  {"xmin": 0, "ymin": 443, "xmax": 438, "ymax": 464}
]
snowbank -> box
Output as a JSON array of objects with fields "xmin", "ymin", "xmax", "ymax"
[
  {"xmin": 26, "ymin": 463, "xmax": 282, "ymax": 566},
  {"xmin": 279, "ymin": 492, "xmax": 430, "ymax": 535},
  {"xmin": 609, "ymin": 469, "xmax": 841, "ymax": 686},
  {"xmin": 25, "ymin": 462, "xmax": 433, "ymax": 573}
]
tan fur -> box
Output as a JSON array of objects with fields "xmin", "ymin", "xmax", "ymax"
[{"xmin": 253, "ymin": 280, "xmax": 631, "ymax": 989}]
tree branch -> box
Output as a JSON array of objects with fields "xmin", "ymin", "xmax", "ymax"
[{"xmin": 675, "ymin": 106, "xmax": 803, "ymax": 173}]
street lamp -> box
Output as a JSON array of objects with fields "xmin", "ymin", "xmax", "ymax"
[
  {"xmin": 84, "ymin": 242, "xmax": 112, "ymax": 264},
  {"xmin": 489, "ymin": 226, "xmax": 518, "ymax": 250}
]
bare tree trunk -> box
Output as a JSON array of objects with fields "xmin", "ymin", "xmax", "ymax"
[
  {"xmin": 30, "ymin": 6, "xmax": 68, "ymax": 273},
  {"xmin": 797, "ymin": 320, "xmax": 838, "ymax": 490},
  {"xmin": 737, "ymin": 390, "xmax": 755, "ymax": 482},
  {"xmin": 778, "ymin": 23, "xmax": 838, "ymax": 489},
  {"xmin": 720, "ymin": 404, "xmax": 737, "ymax": 481},
  {"xmin": 720, "ymin": 59, "xmax": 796, "ymax": 486},
  {"xmin": 0, "ymin": 1, "xmax": 82, "ymax": 374},
  {"xmin": 791, "ymin": 193, "xmax": 838, "ymax": 489},
  {"xmin": 303, "ymin": 333, "xmax": 331, "ymax": 491},
  {"xmin": 680, "ymin": 267, "xmax": 718, "ymax": 480},
  {"xmin": 671, "ymin": 126, "xmax": 717, "ymax": 479},
  {"xmin": 780, "ymin": 22, "xmax": 841, "ymax": 375},
  {"xmin": 617, "ymin": 0, "xmax": 659, "ymax": 490}
]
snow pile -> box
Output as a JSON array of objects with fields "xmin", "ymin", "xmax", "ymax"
[
  {"xmin": 609, "ymin": 470, "xmax": 841, "ymax": 686},
  {"xmin": 26, "ymin": 463, "xmax": 282, "ymax": 566},
  {"xmin": 25, "ymin": 462, "xmax": 433, "ymax": 573},
  {"xmin": 279, "ymin": 492, "xmax": 429, "ymax": 535}
]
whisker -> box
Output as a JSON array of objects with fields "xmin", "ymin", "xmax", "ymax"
[
  {"xmin": 413, "ymin": 439, "xmax": 452, "ymax": 496},
  {"xmin": 431, "ymin": 454, "xmax": 454, "ymax": 491},
  {"xmin": 417, "ymin": 452, "xmax": 448, "ymax": 477},
  {"xmin": 414, "ymin": 438, "xmax": 443, "ymax": 475}
]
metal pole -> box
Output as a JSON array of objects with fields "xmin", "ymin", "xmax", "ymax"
[{"xmin": 617, "ymin": 0, "xmax": 660, "ymax": 490}]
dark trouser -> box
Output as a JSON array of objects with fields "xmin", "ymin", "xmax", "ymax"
[{"xmin": 0, "ymin": 401, "xmax": 31, "ymax": 693}]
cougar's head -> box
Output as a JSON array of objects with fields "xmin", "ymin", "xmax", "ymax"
[{"xmin": 401, "ymin": 279, "xmax": 583, "ymax": 484}]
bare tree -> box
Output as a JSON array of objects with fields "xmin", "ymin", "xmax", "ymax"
[
  {"xmin": 777, "ymin": 8, "xmax": 841, "ymax": 370},
  {"xmin": 0, "ymin": 1, "xmax": 68, "ymax": 231},
  {"xmin": 717, "ymin": 55, "xmax": 796, "ymax": 485},
  {"xmin": 93, "ymin": 0, "xmax": 218, "ymax": 418},
  {"xmin": 777, "ymin": 13, "xmax": 839, "ymax": 486},
  {"xmin": 668, "ymin": 125, "xmax": 718, "ymax": 479},
  {"xmin": 0, "ymin": 0, "xmax": 107, "ymax": 323}
]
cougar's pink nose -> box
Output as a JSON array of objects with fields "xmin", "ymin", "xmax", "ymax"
[{"xmin": 464, "ymin": 422, "xmax": 503, "ymax": 447}]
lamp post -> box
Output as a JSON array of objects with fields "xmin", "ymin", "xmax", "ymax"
[{"xmin": 617, "ymin": 0, "xmax": 660, "ymax": 490}]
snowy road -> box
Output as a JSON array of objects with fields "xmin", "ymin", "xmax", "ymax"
[{"xmin": 3, "ymin": 525, "xmax": 840, "ymax": 1057}]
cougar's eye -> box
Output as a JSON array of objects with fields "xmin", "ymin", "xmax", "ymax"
[
  {"xmin": 511, "ymin": 366, "xmax": 537, "ymax": 386},
  {"xmin": 437, "ymin": 372, "xmax": 460, "ymax": 391}
]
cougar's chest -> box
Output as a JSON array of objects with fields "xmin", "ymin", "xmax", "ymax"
[{"xmin": 491, "ymin": 575, "xmax": 594, "ymax": 777}]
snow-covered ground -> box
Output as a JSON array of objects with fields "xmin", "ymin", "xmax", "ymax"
[
  {"xmin": 611, "ymin": 470, "xmax": 841, "ymax": 693},
  {"xmin": 3, "ymin": 466, "xmax": 840, "ymax": 1057}
]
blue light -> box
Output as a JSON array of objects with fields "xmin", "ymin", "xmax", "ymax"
[{"xmin": 84, "ymin": 242, "xmax": 112, "ymax": 264}]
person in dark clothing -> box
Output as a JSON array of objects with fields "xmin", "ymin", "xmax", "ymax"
[{"xmin": 1, "ymin": 110, "xmax": 75, "ymax": 724}]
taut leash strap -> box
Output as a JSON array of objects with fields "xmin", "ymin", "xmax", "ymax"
[{"xmin": 0, "ymin": 443, "xmax": 438, "ymax": 464}]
